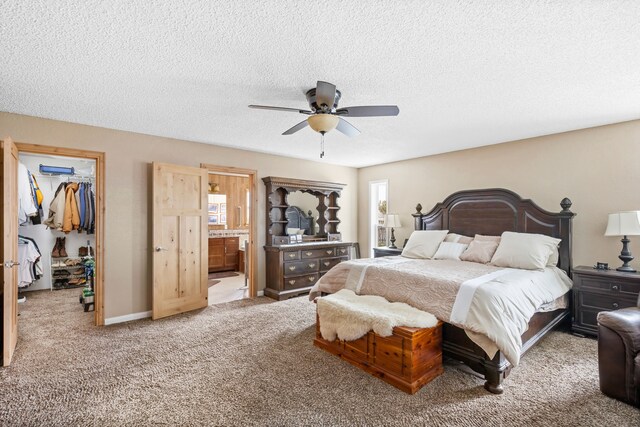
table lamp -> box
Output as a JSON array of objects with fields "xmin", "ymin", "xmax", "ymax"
[
  {"xmin": 385, "ymin": 214, "xmax": 402, "ymax": 249},
  {"xmin": 604, "ymin": 211, "xmax": 640, "ymax": 272}
]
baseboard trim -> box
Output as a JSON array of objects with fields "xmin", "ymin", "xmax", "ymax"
[
  {"xmin": 104, "ymin": 310, "xmax": 152, "ymax": 325},
  {"xmin": 257, "ymin": 290, "xmax": 264, "ymax": 297}
]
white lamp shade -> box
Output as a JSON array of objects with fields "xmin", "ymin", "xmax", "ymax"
[
  {"xmin": 307, "ymin": 114, "xmax": 339, "ymax": 133},
  {"xmin": 604, "ymin": 211, "xmax": 640, "ymax": 236},
  {"xmin": 384, "ymin": 214, "xmax": 401, "ymax": 228}
]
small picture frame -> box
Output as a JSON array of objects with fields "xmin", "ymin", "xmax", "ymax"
[
  {"xmin": 220, "ymin": 214, "xmax": 226, "ymax": 224},
  {"xmin": 208, "ymin": 215, "xmax": 218, "ymax": 224},
  {"xmin": 209, "ymin": 203, "xmax": 219, "ymax": 214},
  {"xmin": 220, "ymin": 203, "xmax": 226, "ymax": 214}
]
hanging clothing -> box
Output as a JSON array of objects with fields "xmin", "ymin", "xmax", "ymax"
[
  {"xmin": 75, "ymin": 183, "xmax": 84, "ymax": 232},
  {"xmin": 17, "ymin": 237, "xmax": 41, "ymax": 288},
  {"xmin": 27, "ymin": 172, "xmax": 44, "ymax": 225},
  {"xmin": 63, "ymin": 182, "xmax": 80, "ymax": 233},
  {"xmin": 18, "ymin": 235, "xmax": 43, "ymax": 280},
  {"xmin": 43, "ymin": 182, "xmax": 67, "ymax": 231},
  {"xmin": 18, "ymin": 162, "xmax": 37, "ymax": 225},
  {"xmin": 87, "ymin": 183, "xmax": 95, "ymax": 234}
]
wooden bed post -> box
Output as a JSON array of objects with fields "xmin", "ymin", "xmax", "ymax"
[{"xmin": 412, "ymin": 203, "xmax": 424, "ymax": 230}]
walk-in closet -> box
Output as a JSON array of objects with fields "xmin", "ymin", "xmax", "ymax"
[{"xmin": 17, "ymin": 152, "xmax": 97, "ymax": 317}]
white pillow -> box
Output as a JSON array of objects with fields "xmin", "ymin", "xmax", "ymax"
[
  {"xmin": 444, "ymin": 233, "xmax": 474, "ymax": 244},
  {"xmin": 401, "ymin": 230, "xmax": 449, "ymax": 259},
  {"xmin": 490, "ymin": 231, "xmax": 561, "ymax": 271},
  {"xmin": 433, "ymin": 242, "xmax": 469, "ymax": 261},
  {"xmin": 547, "ymin": 245, "xmax": 560, "ymax": 266}
]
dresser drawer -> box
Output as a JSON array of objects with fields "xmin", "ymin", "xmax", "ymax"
[
  {"xmin": 283, "ymin": 250, "xmax": 300, "ymax": 261},
  {"xmin": 319, "ymin": 256, "xmax": 349, "ymax": 271},
  {"xmin": 283, "ymin": 260, "xmax": 320, "ymax": 277},
  {"xmin": 336, "ymin": 247, "xmax": 350, "ymax": 257},
  {"xmin": 578, "ymin": 291, "xmax": 637, "ymax": 311},
  {"xmin": 301, "ymin": 248, "xmax": 335, "ymax": 259},
  {"xmin": 577, "ymin": 276, "xmax": 640, "ymax": 297},
  {"xmin": 283, "ymin": 273, "xmax": 318, "ymax": 290}
]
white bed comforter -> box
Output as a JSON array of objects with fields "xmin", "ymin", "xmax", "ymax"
[{"xmin": 309, "ymin": 258, "xmax": 573, "ymax": 366}]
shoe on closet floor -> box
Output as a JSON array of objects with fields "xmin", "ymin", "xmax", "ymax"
[
  {"xmin": 51, "ymin": 237, "xmax": 61, "ymax": 258},
  {"xmin": 58, "ymin": 237, "xmax": 68, "ymax": 258},
  {"xmin": 52, "ymin": 270, "xmax": 70, "ymax": 277}
]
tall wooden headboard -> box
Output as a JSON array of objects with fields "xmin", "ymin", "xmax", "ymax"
[{"xmin": 412, "ymin": 188, "xmax": 576, "ymax": 275}]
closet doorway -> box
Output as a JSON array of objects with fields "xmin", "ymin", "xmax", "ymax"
[
  {"xmin": 1, "ymin": 139, "xmax": 105, "ymax": 367},
  {"xmin": 201, "ymin": 164, "xmax": 257, "ymax": 303}
]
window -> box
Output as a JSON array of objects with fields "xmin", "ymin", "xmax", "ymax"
[{"xmin": 369, "ymin": 180, "xmax": 388, "ymax": 257}]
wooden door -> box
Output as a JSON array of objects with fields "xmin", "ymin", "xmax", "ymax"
[
  {"xmin": 1, "ymin": 137, "xmax": 19, "ymax": 366},
  {"xmin": 152, "ymin": 162, "xmax": 208, "ymax": 320}
]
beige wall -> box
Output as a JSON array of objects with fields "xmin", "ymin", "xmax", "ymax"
[
  {"xmin": 358, "ymin": 120, "xmax": 640, "ymax": 270},
  {"xmin": 0, "ymin": 112, "xmax": 358, "ymax": 319}
]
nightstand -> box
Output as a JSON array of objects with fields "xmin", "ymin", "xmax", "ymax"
[
  {"xmin": 571, "ymin": 265, "xmax": 640, "ymax": 337},
  {"xmin": 372, "ymin": 246, "xmax": 403, "ymax": 258}
]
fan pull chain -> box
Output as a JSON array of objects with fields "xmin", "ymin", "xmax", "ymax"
[{"xmin": 320, "ymin": 132, "xmax": 325, "ymax": 158}]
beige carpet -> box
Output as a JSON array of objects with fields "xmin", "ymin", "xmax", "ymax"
[{"xmin": 1, "ymin": 289, "xmax": 638, "ymax": 426}]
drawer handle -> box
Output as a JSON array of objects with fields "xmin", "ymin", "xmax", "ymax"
[
  {"xmin": 289, "ymin": 280, "xmax": 296, "ymax": 285},
  {"xmin": 612, "ymin": 302, "xmax": 619, "ymax": 309},
  {"xmin": 324, "ymin": 261, "xmax": 330, "ymax": 266},
  {"xmin": 340, "ymin": 249, "xmax": 346, "ymax": 254},
  {"xmin": 308, "ymin": 276, "xmax": 315, "ymax": 282},
  {"xmin": 308, "ymin": 263, "xmax": 316, "ymax": 268},
  {"xmin": 305, "ymin": 252, "xmax": 313, "ymax": 256},
  {"xmin": 611, "ymin": 285, "xmax": 619, "ymax": 291},
  {"xmin": 326, "ymin": 250, "xmax": 332, "ymax": 254},
  {"xmin": 288, "ymin": 253, "xmax": 296, "ymax": 258},
  {"xmin": 289, "ymin": 266, "xmax": 296, "ymax": 271}
]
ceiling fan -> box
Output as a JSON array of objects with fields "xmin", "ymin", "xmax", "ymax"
[{"xmin": 249, "ymin": 81, "xmax": 399, "ymax": 158}]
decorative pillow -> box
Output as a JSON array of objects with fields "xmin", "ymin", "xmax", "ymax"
[
  {"xmin": 474, "ymin": 234, "xmax": 501, "ymax": 242},
  {"xmin": 490, "ymin": 231, "xmax": 561, "ymax": 271},
  {"xmin": 433, "ymin": 242, "xmax": 469, "ymax": 260},
  {"xmin": 401, "ymin": 230, "xmax": 449, "ymax": 259},
  {"xmin": 459, "ymin": 240, "xmax": 500, "ymax": 264},
  {"xmin": 444, "ymin": 233, "xmax": 474, "ymax": 244}
]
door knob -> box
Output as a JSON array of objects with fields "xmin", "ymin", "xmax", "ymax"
[
  {"xmin": 155, "ymin": 246, "xmax": 169, "ymax": 252},
  {"xmin": 4, "ymin": 260, "xmax": 20, "ymax": 268}
]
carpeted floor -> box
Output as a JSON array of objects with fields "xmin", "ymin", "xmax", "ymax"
[{"xmin": 1, "ymin": 289, "xmax": 638, "ymax": 426}]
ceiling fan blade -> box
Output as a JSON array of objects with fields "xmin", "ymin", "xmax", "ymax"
[
  {"xmin": 282, "ymin": 120, "xmax": 309, "ymax": 135},
  {"xmin": 335, "ymin": 118, "xmax": 360, "ymax": 137},
  {"xmin": 315, "ymin": 81, "xmax": 337, "ymax": 109},
  {"xmin": 249, "ymin": 105, "xmax": 312, "ymax": 114},
  {"xmin": 335, "ymin": 105, "xmax": 399, "ymax": 117}
]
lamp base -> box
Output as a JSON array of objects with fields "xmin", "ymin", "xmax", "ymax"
[
  {"xmin": 389, "ymin": 227, "xmax": 397, "ymax": 249},
  {"xmin": 616, "ymin": 235, "xmax": 636, "ymax": 273}
]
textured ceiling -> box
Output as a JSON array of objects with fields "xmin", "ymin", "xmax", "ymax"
[{"xmin": 1, "ymin": 1, "xmax": 639, "ymax": 167}]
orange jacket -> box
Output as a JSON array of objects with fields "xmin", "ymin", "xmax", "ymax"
[{"xmin": 63, "ymin": 182, "xmax": 80, "ymax": 233}]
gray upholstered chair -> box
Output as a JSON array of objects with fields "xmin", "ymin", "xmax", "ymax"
[{"xmin": 597, "ymin": 293, "xmax": 640, "ymax": 407}]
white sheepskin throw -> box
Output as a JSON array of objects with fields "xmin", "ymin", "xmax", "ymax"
[{"xmin": 316, "ymin": 289, "xmax": 438, "ymax": 342}]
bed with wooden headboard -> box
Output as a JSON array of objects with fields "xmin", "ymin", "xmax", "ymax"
[{"xmin": 412, "ymin": 188, "xmax": 575, "ymax": 393}]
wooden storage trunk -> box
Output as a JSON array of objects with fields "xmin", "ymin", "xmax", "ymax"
[{"xmin": 314, "ymin": 316, "xmax": 443, "ymax": 394}]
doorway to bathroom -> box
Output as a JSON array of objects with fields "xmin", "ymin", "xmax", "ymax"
[{"xmin": 201, "ymin": 164, "xmax": 257, "ymax": 304}]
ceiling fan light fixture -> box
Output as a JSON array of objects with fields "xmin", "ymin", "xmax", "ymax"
[{"xmin": 307, "ymin": 114, "xmax": 339, "ymax": 133}]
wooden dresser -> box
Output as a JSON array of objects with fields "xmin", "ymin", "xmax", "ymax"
[
  {"xmin": 265, "ymin": 242, "xmax": 354, "ymax": 300},
  {"xmin": 263, "ymin": 176, "xmax": 359, "ymax": 300},
  {"xmin": 571, "ymin": 265, "xmax": 640, "ymax": 336}
]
